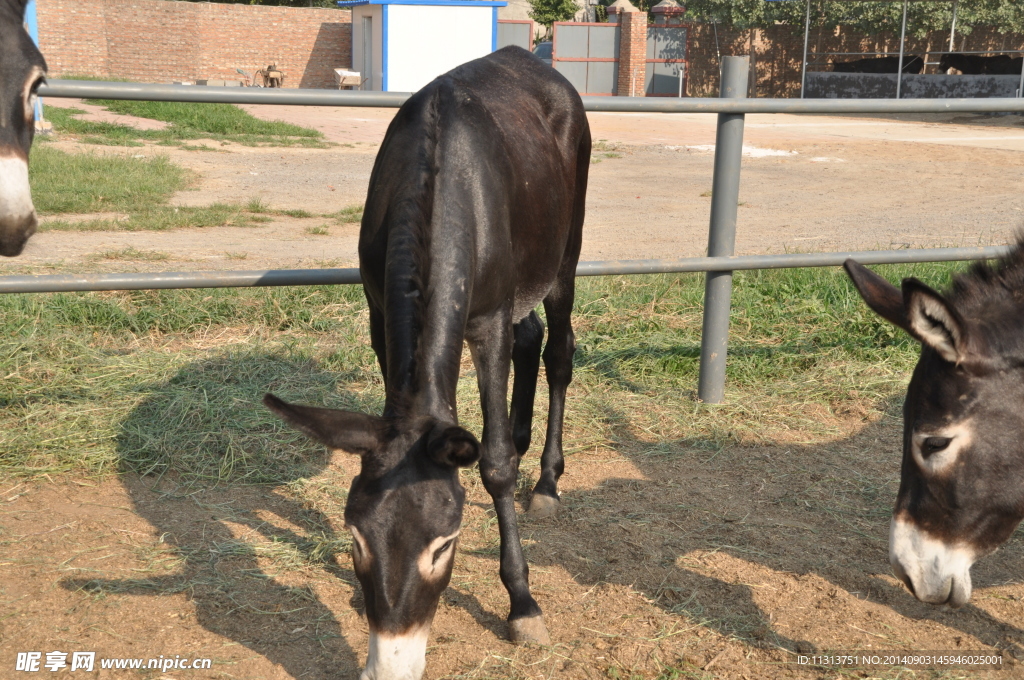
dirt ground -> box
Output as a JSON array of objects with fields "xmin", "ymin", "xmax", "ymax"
[
  {"xmin": 4, "ymin": 407, "xmax": 1024, "ymax": 679},
  {"xmin": 3, "ymin": 102, "xmax": 1024, "ymax": 679}
]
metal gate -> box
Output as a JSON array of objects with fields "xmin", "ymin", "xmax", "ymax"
[
  {"xmin": 497, "ymin": 20, "xmax": 533, "ymax": 52},
  {"xmin": 552, "ymin": 22, "xmax": 619, "ymax": 96},
  {"xmin": 645, "ymin": 25, "xmax": 687, "ymax": 96}
]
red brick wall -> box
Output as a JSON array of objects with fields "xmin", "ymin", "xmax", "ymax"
[
  {"xmin": 36, "ymin": 0, "xmax": 352, "ymax": 89},
  {"xmin": 616, "ymin": 11, "xmax": 647, "ymax": 96}
]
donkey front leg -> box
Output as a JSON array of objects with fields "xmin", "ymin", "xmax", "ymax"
[{"xmin": 468, "ymin": 313, "xmax": 550, "ymax": 645}]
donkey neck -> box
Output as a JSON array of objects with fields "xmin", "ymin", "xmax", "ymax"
[{"xmin": 382, "ymin": 216, "xmax": 473, "ymax": 425}]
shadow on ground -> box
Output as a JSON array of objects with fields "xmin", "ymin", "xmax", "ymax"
[{"xmin": 61, "ymin": 351, "xmax": 367, "ymax": 680}]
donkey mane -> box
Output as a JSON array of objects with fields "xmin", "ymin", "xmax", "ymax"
[
  {"xmin": 946, "ymin": 236, "xmax": 1024, "ymax": 318},
  {"xmin": 378, "ymin": 87, "xmax": 442, "ymax": 412}
]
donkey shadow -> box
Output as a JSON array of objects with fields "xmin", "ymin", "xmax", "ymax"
[
  {"xmin": 514, "ymin": 395, "xmax": 1024, "ymax": 659},
  {"xmin": 60, "ymin": 351, "xmax": 372, "ymax": 680}
]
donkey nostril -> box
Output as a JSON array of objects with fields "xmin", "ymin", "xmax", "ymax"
[{"xmin": 891, "ymin": 558, "xmax": 916, "ymax": 596}]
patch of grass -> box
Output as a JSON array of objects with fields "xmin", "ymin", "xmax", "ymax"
[
  {"xmin": 246, "ymin": 197, "xmax": 270, "ymax": 213},
  {"xmin": 306, "ymin": 225, "xmax": 330, "ymax": 236},
  {"xmin": 0, "ymin": 283, "xmax": 376, "ymax": 482},
  {"xmin": 45, "ymin": 99, "xmax": 328, "ymax": 148},
  {"xmin": 43, "ymin": 107, "xmax": 147, "ymax": 147},
  {"xmin": 94, "ymin": 247, "xmax": 170, "ymax": 261},
  {"xmin": 29, "ymin": 145, "xmax": 190, "ymax": 215},
  {"xmin": 330, "ymin": 204, "xmax": 363, "ymax": 224},
  {"xmin": 279, "ymin": 209, "xmax": 313, "ymax": 219},
  {"xmin": 29, "ymin": 145, "xmax": 274, "ymax": 230},
  {"xmin": 39, "ymin": 204, "xmax": 266, "ymax": 232},
  {"xmin": 90, "ymin": 99, "xmax": 321, "ymax": 139},
  {"xmin": 0, "ymin": 261, "xmax": 967, "ymax": 484}
]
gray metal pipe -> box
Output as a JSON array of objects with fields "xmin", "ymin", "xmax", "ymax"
[
  {"xmin": 0, "ymin": 268, "xmax": 362, "ymax": 294},
  {"xmin": 37, "ymin": 80, "xmax": 411, "ymax": 108},
  {"xmin": 573, "ymin": 246, "xmax": 1010, "ymax": 276},
  {"xmin": 36, "ymin": 80, "xmax": 1024, "ymax": 114},
  {"xmin": 948, "ymin": 0, "xmax": 958, "ymax": 53},
  {"xmin": 801, "ymin": 0, "xmax": 811, "ymax": 99},
  {"xmin": 897, "ymin": 0, "xmax": 909, "ymax": 99},
  {"xmin": 0, "ymin": 247, "xmax": 1008, "ymax": 294},
  {"xmin": 698, "ymin": 56, "xmax": 748, "ymax": 405}
]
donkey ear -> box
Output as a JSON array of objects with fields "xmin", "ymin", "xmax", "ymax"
[
  {"xmin": 901, "ymin": 279, "xmax": 968, "ymax": 364},
  {"xmin": 844, "ymin": 259, "xmax": 911, "ymax": 333},
  {"xmin": 263, "ymin": 393, "xmax": 384, "ymax": 454},
  {"xmin": 427, "ymin": 424, "xmax": 480, "ymax": 468}
]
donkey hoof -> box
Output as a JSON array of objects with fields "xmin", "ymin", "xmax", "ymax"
[
  {"xmin": 509, "ymin": 615, "xmax": 551, "ymax": 645},
  {"xmin": 526, "ymin": 493, "xmax": 560, "ymax": 519}
]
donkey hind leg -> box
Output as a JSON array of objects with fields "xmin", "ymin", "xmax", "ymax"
[
  {"xmin": 527, "ymin": 279, "xmax": 576, "ymax": 519},
  {"xmin": 468, "ymin": 312, "xmax": 550, "ymax": 645},
  {"xmin": 510, "ymin": 311, "xmax": 544, "ymax": 457}
]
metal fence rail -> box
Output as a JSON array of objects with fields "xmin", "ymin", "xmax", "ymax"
[
  {"xmin": 0, "ymin": 247, "xmax": 1009, "ymax": 295},
  {"xmin": 20, "ymin": 70, "xmax": 1024, "ymax": 401},
  {"xmin": 36, "ymin": 79, "xmax": 1024, "ymax": 113}
]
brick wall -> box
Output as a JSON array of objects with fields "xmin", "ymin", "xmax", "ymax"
[
  {"xmin": 686, "ymin": 22, "xmax": 1024, "ymax": 98},
  {"xmin": 36, "ymin": 0, "xmax": 352, "ymax": 89},
  {"xmin": 616, "ymin": 11, "xmax": 647, "ymax": 96}
]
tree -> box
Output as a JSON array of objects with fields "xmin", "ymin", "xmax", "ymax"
[
  {"xmin": 681, "ymin": 0, "xmax": 1024, "ymax": 38},
  {"xmin": 528, "ymin": 0, "xmax": 581, "ymax": 36}
]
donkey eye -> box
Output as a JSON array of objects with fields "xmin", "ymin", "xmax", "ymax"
[
  {"xmin": 432, "ymin": 539, "xmax": 454, "ymax": 565},
  {"xmin": 921, "ymin": 436, "xmax": 952, "ymax": 458}
]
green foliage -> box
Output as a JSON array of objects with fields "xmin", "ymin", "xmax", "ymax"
[
  {"xmin": 528, "ymin": 0, "xmax": 580, "ymax": 30},
  {"xmin": 683, "ymin": 0, "xmax": 1024, "ymax": 37}
]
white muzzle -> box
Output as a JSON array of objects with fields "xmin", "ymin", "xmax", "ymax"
[
  {"xmin": 889, "ymin": 516, "xmax": 974, "ymax": 607},
  {"xmin": 360, "ymin": 627, "xmax": 429, "ymax": 680}
]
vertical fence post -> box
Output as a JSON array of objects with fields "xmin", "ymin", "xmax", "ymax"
[
  {"xmin": 800, "ymin": 0, "xmax": 810, "ymax": 98},
  {"xmin": 896, "ymin": 0, "xmax": 908, "ymax": 99},
  {"xmin": 697, "ymin": 55, "xmax": 748, "ymax": 404}
]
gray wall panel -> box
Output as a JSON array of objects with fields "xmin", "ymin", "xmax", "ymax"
[
  {"xmin": 588, "ymin": 61, "xmax": 618, "ymax": 95},
  {"xmin": 555, "ymin": 61, "xmax": 589, "ymax": 92},
  {"xmin": 589, "ymin": 25, "xmax": 619, "ymax": 59},
  {"xmin": 557, "ymin": 25, "xmax": 590, "ymax": 59},
  {"xmin": 497, "ymin": 23, "xmax": 532, "ymax": 51},
  {"xmin": 648, "ymin": 61, "xmax": 683, "ymax": 94}
]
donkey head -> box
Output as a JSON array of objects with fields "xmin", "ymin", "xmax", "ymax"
[
  {"xmin": 845, "ymin": 260, "xmax": 1024, "ymax": 607},
  {"xmin": 264, "ymin": 394, "xmax": 480, "ymax": 680},
  {"xmin": 0, "ymin": 0, "xmax": 47, "ymax": 257}
]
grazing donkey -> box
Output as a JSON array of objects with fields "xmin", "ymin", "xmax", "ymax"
[
  {"xmin": 265, "ymin": 45, "xmax": 589, "ymax": 680},
  {"xmin": 0, "ymin": 0, "xmax": 46, "ymax": 256},
  {"xmin": 846, "ymin": 240, "xmax": 1024, "ymax": 607}
]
